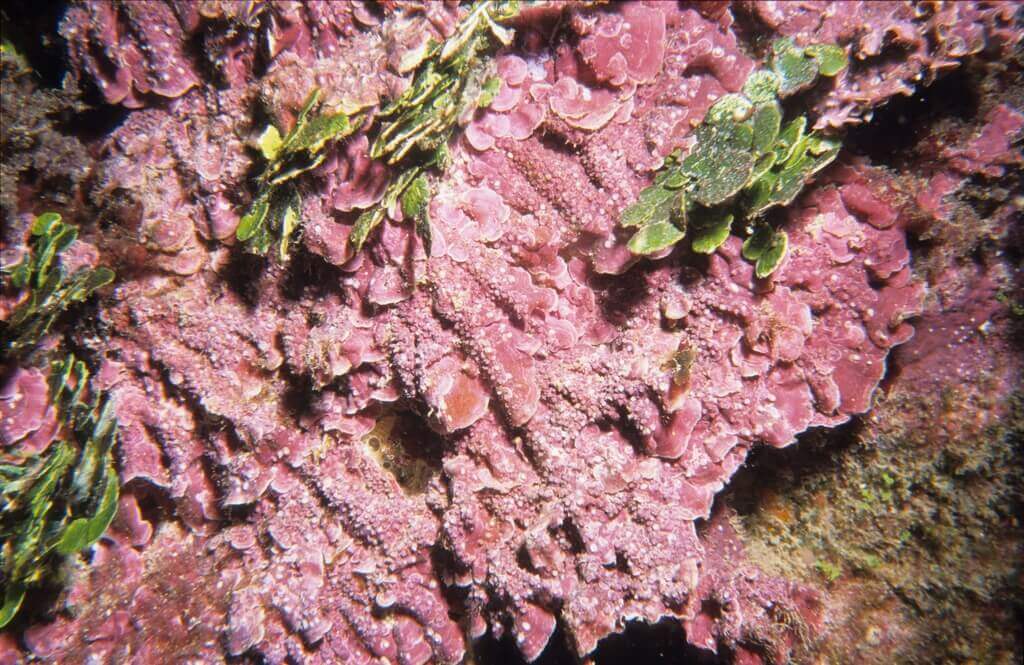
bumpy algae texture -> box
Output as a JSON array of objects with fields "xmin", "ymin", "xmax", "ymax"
[{"xmin": 1, "ymin": 2, "xmax": 1022, "ymax": 664}]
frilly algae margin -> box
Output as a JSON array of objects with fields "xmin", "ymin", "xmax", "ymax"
[{"xmin": 620, "ymin": 38, "xmax": 847, "ymax": 277}]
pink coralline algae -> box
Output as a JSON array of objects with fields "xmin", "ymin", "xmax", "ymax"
[
  {"xmin": 1, "ymin": 368, "xmax": 59, "ymax": 457},
  {"xmin": 744, "ymin": 0, "xmax": 1023, "ymax": 128},
  {"xmin": 60, "ymin": 1, "xmax": 200, "ymax": 108},
  {"xmin": 3, "ymin": 1, "xmax": 1021, "ymax": 663},
  {"xmin": 941, "ymin": 103, "xmax": 1024, "ymax": 177}
]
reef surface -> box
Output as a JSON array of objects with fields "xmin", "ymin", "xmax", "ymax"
[{"xmin": 1, "ymin": 2, "xmax": 1022, "ymax": 664}]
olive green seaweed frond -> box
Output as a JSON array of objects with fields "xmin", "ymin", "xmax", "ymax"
[
  {"xmin": 351, "ymin": 0, "xmax": 520, "ymax": 255},
  {"xmin": 0, "ymin": 355, "xmax": 120, "ymax": 628},
  {"xmin": 237, "ymin": 1, "xmax": 520, "ymax": 260},
  {"xmin": 1, "ymin": 213, "xmax": 115, "ymax": 359},
  {"xmin": 236, "ymin": 88, "xmax": 362, "ymax": 260},
  {"xmin": 620, "ymin": 38, "xmax": 848, "ymax": 277}
]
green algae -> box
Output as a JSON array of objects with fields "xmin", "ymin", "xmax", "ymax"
[
  {"xmin": 1, "ymin": 213, "xmax": 120, "ymax": 629},
  {"xmin": 727, "ymin": 389, "xmax": 1024, "ymax": 664},
  {"xmin": 1, "ymin": 355, "xmax": 120, "ymax": 628},
  {"xmin": 351, "ymin": 0, "xmax": 518, "ymax": 255},
  {"xmin": 815, "ymin": 559, "xmax": 842, "ymax": 582},
  {"xmin": 236, "ymin": 88, "xmax": 361, "ymax": 261},
  {"xmin": 2, "ymin": 213, "xmax": 115, "ymax": 359},
  {"xmin": 620, "ymin": 39, "xmax": 848, "ymax": 275},
  {"xmin": 238, "ymin": 1, "xmax": 520, "ymax": 260}
]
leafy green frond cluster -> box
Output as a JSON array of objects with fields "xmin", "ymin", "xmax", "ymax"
[
  {"xmin": 1, "ymin": 213, "xmax": 115, "ymax": 358},
  {"xmin": 237, "ymin": 0, "xmax": 518, "ymax": 259},
  {"xmin": 620, "ymin": 39, "xmax": 848, "ymax": 277},
  {"xmin": 237, "ymin": 89, "xmax": 361, "ymax": 260},
  {"xmin": 0, "ymin": 355, "xmax": 120, "ymax": 628},
  {"xmin": 351, "ymin": 0, "xmax": 517, "ymax": 255}
]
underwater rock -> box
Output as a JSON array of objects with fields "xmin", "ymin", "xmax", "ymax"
[{"xmin": 2, "ymin": 1, "xmax": 1021, "ymax": 663}]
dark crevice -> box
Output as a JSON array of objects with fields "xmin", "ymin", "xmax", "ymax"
[
  {"xmin": 57, "ymin": 102, "xmax": 130, "ymax": 145},
  {"xmin": 473, "ymin": 619, "xmax": 577, "ymax": 665},
  {"xmin": 180, "ymin": 20, "xmax": 219, "ymax": 91},
  {"xmin": 122, "ymin": 478, "xmax": 176, "ymax": 529},
  {"xmin": 361, "ymin": 406, "xmax": 446, "ymax": 494},
  {"xmin": 612, "ymin": 550, "xmax": 629, "ymax": 574},
  {"xmin": 590, "ymin": 262, "xmax": 659, "ymax": 326},
  {"xmin": 218, "ymin": 249, "xmax": 268, "ymax": 309},
  {"xmin": 429, "ymin": 543, "xmax": 471, "ymax": 624},
  {"xmin": 0, "ymin": 0, "xmax": 68, "ymax": 88},
  {"xmin": 559, "ymin": 517, "xmax": 586, "ymax": 556},
  {"xmin": 280, "ymin": 367, "xmax": 316, "ymax": 423},
  {"xmin": 844, "ymin": 67, "xmax": 979, "ymax": 166},
  {"xmin": 592, "ymin": 618, "xmax": 726, "ymax": 665},
  {"xmin": 722, "ymin": 419, "xmax": 864, "ymax": 519},
  {"xmin": 700, "ymin": 599, "xmax": 724, "ymax": 622},
  {"xmin": 515, "ymin": 543, "xmax": 537, "ymax": 574},
  {"xmin": 278, "ymin": 245, "xmax": 347, "ymax": 301}
]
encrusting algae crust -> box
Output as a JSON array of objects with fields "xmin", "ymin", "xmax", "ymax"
[{"xmin": 1, "ymin": 1, "xmax": 1022, "ymax": 663}]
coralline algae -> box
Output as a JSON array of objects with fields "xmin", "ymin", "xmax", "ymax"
[{"xmin": 1, "ymin": 1, "xmax": 1022, "ymax": 663}]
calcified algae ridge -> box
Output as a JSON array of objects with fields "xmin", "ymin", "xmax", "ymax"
[{"xmin": 1, "ymin": 1, "xmax": 1022, "ymax": 664}]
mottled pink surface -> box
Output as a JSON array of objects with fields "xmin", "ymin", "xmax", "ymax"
[
  {"xmin": 746, "ymin": 0, "xmax": 1022, "ymax": 128},
  {"xmin": 3, "ymin": 1, "xmax": 1021, "ymax": 663},
  {"xmin": 0, "ymin": 367, "xmax": 58, "ymax": 454}
]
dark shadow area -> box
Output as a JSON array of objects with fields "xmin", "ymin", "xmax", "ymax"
[
  {"xmin": 0, "ymin": 0, "xmax": 68, "ymax": 88},
  {"xmin": 361, "ymin": 406, "xmax": 446, "ymax": 494},
  {"xmin": 592, "ymin": 619, "xmax": 726, "ymax": 665},
  {"xmin": 281, "ymin": 367, "xmax": 316, "ymax": 423},
  {"xmin": 723, "ymin": 419, "xmax": 863, "ymax": 518},
  {"xmin": 279, "ymin": 245, "xmax": 349, "ymax": 301},
  {"xmin": 844, "ymin": 67, "xmax": 978, "ymax": 165},
  {"xmin": 472, "ymin": 621, "xmax": 575, "ymax": 665},
  {"xmin": 123, "ymin": 479, "xmax": 176, "ymax": 531},
  {"xmin": 589, "ymin": 261, "xmax": 661, "ymax": 327},
  {"xmin": 472, "ymin": 617, "xmax": 727, "ymax": 665},
  {"xmin": 217, "ymin": 249, "xmax": 268, "ymax": 309},
  {"xmin": 57, "ymin": 102, "xmax": 130, "ymax": 144}
]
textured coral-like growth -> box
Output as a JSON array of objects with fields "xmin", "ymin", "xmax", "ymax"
[
  {"xmin": 744, "ymin": 0, "xmax": 1023, "ymax": 128},
  {"xmin": 7, "ymin": 1, "xmax": 1019, "ymax": 663},
  {"xmin": 61, "ymin": 1, "xmax": 200, "ymax": 108}
]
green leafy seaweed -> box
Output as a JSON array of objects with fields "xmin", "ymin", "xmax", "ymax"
[
  {"xmin": 618, "ymin": 40, "xmax": 848, "ymax": 276},
  {"xmin": 1, "ymin": 214, "xmax": 115, "ymax": 358},
  {"xmin": 690, "ymin": 208, "xmax": 734, "ymax": 255},
  {"xmin": 355, "ymin": 0, "xmax": 519, "ymax": 253},
  {"xmin": 772, "ymin": 39, "xmax": 819, "ymax": 95},
  {"xmin": 627, "ymin": 220, "xmax": 687, "ymax": 255},
  {"xmin": 620, "ymin": 185, "xmax": 679, "ymax": 229},
  {"xmin": 237, "ymin": 88, "xmax": 361, "ymax": 258},
  {"xmin": 806, "ymin": 43, "xmax": 849, "ymax": 77},
  {"xmin": 742, "ymin": 226, "xmax": 790, "ymax": 278},
  {"xmin": 0, "ymin": 355, "xmax": 120, "ymax": 628},
  {"xmin": 238, "ymin": 1, "xmax": 520, "ymax": 261}
]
